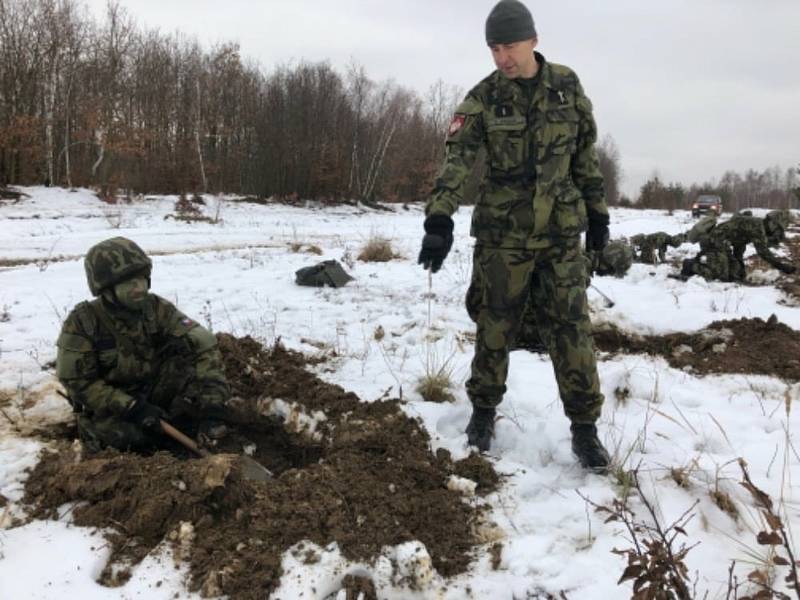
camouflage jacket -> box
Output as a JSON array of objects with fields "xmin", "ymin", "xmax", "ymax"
[
  {"xmin": 710, "ymin": 215, "xmax": 788, "ymax": 269},
  {"xmin": 426, "ymin": 52, "xmax": 607, "ymax": 249},
  {"xmin": 56, "ymin": 294, "xmax": 229, "ymax": 419}
]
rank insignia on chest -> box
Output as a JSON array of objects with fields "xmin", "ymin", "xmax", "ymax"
[
  {"xmin": 448, "ymin": 114, "xmax": 466, "ymax": 137},
  {"xmin": 495, "ymin": 105, "xmax": 513, "ymax": 117}
]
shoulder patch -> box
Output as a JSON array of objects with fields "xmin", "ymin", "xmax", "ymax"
[
  {"xmin": 186, "ymin": 325, "xmax": 218, "ymax": 353},
  {"xmin": 448, "ymin": 114, "xmax": 466, "ymax": 137},
  {"xmin": 172, "ymin": 315, "xmax": 200, "ymax": 337}
]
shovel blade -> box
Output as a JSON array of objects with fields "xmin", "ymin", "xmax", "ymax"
[{"xmin": 239, "ymin": 455, "xmax": 273, "ymax": 482}]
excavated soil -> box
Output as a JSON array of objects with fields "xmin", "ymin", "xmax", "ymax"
[
  {"xmin": 594, "ymin": 316, "xmax": 800, "ymax": 380},
  {"xmin": 22, "ymin": 335, "xmax": 496, "ymax": 599}
]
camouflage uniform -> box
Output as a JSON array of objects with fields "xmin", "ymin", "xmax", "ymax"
[
  {"xmin": 427, "ymin": 52, "xmax": 607, "ymax": 425},
  {"xmin": 688, "ymin": 240, "xmax": 735, "ymax": 281},
  {"xmin": 510, "ymin": 240, "xmax": 631, "ymax": 353},
  {"xmin": 764, "ymin": 209, "xmax": 791, "ymax": 246},
  {"xmin": 634, "ymin": 232, "xmax": 683, "ymax": 264},
  {"xmin": 714, "ymin": 214, "xmax": 795, "ymax": 279},
  {"xmin": 687, "ymin": 215, "xmax": 794, "ymax": 281},
  {"xmin": 56, "ymin": 237, "xmax": 230, "ymax": 452}
]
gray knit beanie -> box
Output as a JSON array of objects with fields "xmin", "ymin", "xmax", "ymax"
[{"xmin": 485, "ymin": 0, "xmax": 537, "ymax": 45}]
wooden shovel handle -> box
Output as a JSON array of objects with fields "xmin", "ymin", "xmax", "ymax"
[{"xmin": 159, "ymin": 419, "xmax": 210, "ymax": 458}]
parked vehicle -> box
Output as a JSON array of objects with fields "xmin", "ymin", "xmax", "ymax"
[{"xmin": 691, "ymin": 195, "xmax": 722, "ymax": 217}]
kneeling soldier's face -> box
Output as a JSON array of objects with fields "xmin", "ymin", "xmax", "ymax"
[{"xmin": 114, "ymin": 275, "xmax": 149, "ymax": 311}]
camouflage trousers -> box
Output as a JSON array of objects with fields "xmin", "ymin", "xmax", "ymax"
[
  {"xmin": 690, "ymin": 247, "xmax": 739, "ymax": 282},
  {"xmin": 465, "ymin": 240, "xmax": 604, "ymax": 424},
  {"xmin": 77, "ymin": 344, "xmax": 225, "ymax": 452}
]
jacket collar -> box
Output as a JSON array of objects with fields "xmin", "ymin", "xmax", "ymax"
[{"xmin": 493, "ymin": 51, "xmax": 554, "ymax": 108}]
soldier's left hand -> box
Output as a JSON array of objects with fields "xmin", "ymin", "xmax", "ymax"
[
  {"xmin": 586, "ymin": 215, "xmax": 610, "ymax": 252},
  {"xmin": 418, "ymin": 214, "xmax": 454, "ymax": 273},
  {"xmin": 169, "ymin": 395, "xmax": 195, "ymax": 420}
]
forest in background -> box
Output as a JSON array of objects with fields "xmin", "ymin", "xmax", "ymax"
[{"xmin": 1, "ymin": 0, "xmax": 796, "ymax": 210}]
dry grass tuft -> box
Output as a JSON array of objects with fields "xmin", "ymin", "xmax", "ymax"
[
  {"xmin": 357, "ymin": 236, "xmax": 398, "ymax": 263},
  {"xmin": 711, "ymin": 488, "xmax": 740, "ymax": 521},
  {"xmin": 670, "ymin": 467, "xmax": 692, "ymax": 489},
  {"xmin": 416, "ymin": 371, "xmax": 456, "ymax": 403}
]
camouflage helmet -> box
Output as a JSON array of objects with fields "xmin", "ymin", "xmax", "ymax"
[
  {"xmin": 596, "ymin": 240, "xmax": 633, "ymax": 277},
  {"xmin": 84, "ymin": 237, "xmax": 152, "ymax": 296}
]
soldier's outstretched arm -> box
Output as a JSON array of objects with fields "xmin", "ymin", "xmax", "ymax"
[{"xmin": 754, "ymin": 239, "xmax": 796, "ymax": 273}]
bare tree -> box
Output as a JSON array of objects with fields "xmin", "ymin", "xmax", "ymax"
[{"xmin": 596, "ymin": 133, "xmax": 622, "ymax": 205}]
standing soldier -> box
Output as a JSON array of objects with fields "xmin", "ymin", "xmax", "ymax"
[
  {"xmin": 418, "ymin": 0, "xmax": 611, "ymax": 471},
  {"xmin": 56, "ymin": 237, "xmax": 231, "ymax": 452}
]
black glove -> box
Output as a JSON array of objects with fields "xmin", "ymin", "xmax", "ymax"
[
  {"xmin": 777, "ymin": 263, "xmax": 796, "ymax": 275},
  {"xmin": 418, "ymin": 214, "xmax": 454, "ymax": 273},
  {"xmin": 586, "ymin": 214, "xmax": 610, "ymax": 253},
  {"xmin": 127, "ymin": 399, "xmax": 167, "ymax": 432},
  {"xmin": 168, "ymin": 395, "xmax": 195, "ymax": 420},
  {"xmin": 679, "ymin": 258, "xmax": 695, "ymax": 280}
]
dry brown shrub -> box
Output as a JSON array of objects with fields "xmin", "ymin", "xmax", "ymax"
[{"xmin": 357, "ymin": 236, "xmax": 397, "ymax": 263}]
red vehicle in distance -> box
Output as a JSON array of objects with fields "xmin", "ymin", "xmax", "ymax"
[{"xmin": 691, "ymin": 194, "xmax": 723, "ymax": 217}]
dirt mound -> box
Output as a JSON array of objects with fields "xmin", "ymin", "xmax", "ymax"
[
  {"xmin": 594, "ymin": 317, "xmax": 800, "ymax": 380},
  {"xmin": 23, "ymin": 335, "xmax": 496, "ymax": 599}
]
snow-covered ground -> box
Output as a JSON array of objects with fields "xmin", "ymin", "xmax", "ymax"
[{"xmin": 1, "ymin": 186, "xmax": 799, "ymax": 599}]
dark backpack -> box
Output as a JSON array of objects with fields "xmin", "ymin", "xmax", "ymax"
[{"xmin": 295, "ymin": 260, "xmax": 354, "ymax": 288}]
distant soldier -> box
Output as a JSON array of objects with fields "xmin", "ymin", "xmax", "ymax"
[
  {"xmin": 633, "ymin": 231, "xmax": 684, "ymax": 264},
  {"xmin": 682, "ymin": 214, "xmax": 795, "ymax": 281},
  {"xmin": 716, "ymin": 213, "xmax": 795, "ymax": 279},
  {"xmin": 56, "ymin": 237, "xmax": 231, "ymax": 452}
]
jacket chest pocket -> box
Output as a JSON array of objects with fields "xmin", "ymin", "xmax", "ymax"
[
  {"xmin": 543, "ymin": 106, "xmax": 579, "ymax": 155},
  {"xmin": 106, "ymin": 348, "xmax": 154, "ymax": 384},
  {"xmin": 486, "ymin": 116, "xmax": 526, "ymax": 172}
]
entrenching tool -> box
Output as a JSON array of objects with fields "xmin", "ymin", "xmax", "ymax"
[
  {"xmin": 589, "ymin": 284, "xmax": 615, "ymax": 308},
  {"xmin": 159, "ymin": 419, "xmax": 274, "ymax": 482}
]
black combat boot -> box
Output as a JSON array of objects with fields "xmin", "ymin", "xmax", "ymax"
[
  {"xmin": 571, "ymin": 423, "xmax": 610, "ymax": 473},
  {"xmin": 465, "ymin": 406, "xmax": 496, "ymax": 452}
]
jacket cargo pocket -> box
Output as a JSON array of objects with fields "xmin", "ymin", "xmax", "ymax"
[
  {"xmin": 544, "ymin": 107, "xmax": 579, "ymax": 151},
  {"xmin": 552, "ymin": 258, "xmax": 589, "ymax": 321},
  {"xmin": 551, "ymin": 185, "xmax": 588, "ymax": 238},
  {"xmin": 486, "ymin": 116, "xmax": 526, "ymax": 172}
]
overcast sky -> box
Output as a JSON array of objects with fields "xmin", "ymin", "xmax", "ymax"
[{"xmin": 84, "ymin": 0, "xmax": 800, "ymax": 198}]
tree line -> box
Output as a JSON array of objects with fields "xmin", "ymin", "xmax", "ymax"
[
  {"xmin": 3, "ymin": 0, "xmax": 790, "ymax": 211},
  {"xmin": 628, "ymin": 165, "xmax": 800, "ymax": 212},
  {"xmin": 0, "ymin": 0, "xmax": 464, "ymax": 202}
]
